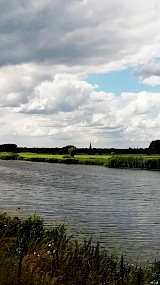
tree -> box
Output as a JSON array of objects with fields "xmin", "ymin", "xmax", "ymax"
[
  {"xmin": 68, "ymin": 147, "xmax": 76, "ymax": 157},
  {"xmin": 0, "ymin": 144, "xmax": 17, "ymax": 152},
  {"xmin": 148, "ymin": 140, "xmax": 160, "ymax": 154}
]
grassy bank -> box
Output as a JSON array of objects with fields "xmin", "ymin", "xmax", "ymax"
[
  {"xmin": 18, "ymin": 152, "xmax": 110, "ymax": 166},
  {"xmin": 0, "ymin": 152, "xmax": 160, "ymax": 169},
  {"xmin": 107, "ymin": 155, "xmax": 160, "ymax": 170},
  {"xmin": 1, "ymin": 213, "xmax": 160, "ymax": 285}
]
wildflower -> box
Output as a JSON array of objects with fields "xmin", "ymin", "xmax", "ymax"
[{"xmin": 16, "ymin": 248, "xmax": 21, "ymax": 254}]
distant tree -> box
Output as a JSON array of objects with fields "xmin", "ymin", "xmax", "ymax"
[
  {"xmin": 0, "ymin": 144, "xmax": 17, "ymax": 152},
  {"xmin": 68, "ymin": 147, "xmax": 76, "ymax": 157},
  {"xmin": 149, "ymin": 140, "xmax": 160, "ymax": 154},
  {"xmin": 62, "ymin": 145, "xmax": 75, "ymax": 154}
]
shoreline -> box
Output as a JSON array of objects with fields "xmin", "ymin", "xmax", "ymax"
[{"xmin": 0, "ymin": 152, "xmax": 160, "ymax": 170}]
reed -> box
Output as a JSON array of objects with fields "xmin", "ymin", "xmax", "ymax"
[
  {"xmin": 0, "ymin": 213, "xmax": 159, "ymax": 284},
  {"xmin": 107, "ymin": 156, "xmax": 160, "ymax": 170}
]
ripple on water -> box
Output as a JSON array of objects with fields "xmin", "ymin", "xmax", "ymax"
[{"xmin": 0, "ymin": 160, "xmax": 160, "ymax": 262}]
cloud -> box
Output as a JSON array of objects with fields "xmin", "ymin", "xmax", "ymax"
[
  {"xmin": 133, "ymin": 62, "xmax": 160, "ymax": 86},
  {"xmin": 0, "ymin": 73, "xmax": 159, "ymax": 148},
  {"xmin": 0, "ymin": 64, "xmax": 53, "ymax": 107},
  {"xmin": 0, "ymin": 0, "xmax": 160, "ymax": 71},
  {"xmin": 120, "ymin": 91, "xmax": 160, "ymax": 114},
  {"xmin": 0, "ymin": 0, "xmax": 160, "ymax": 147},
  {"xmin": 17, "ymin": 74, "xmax": 93, "ymax": 114}
]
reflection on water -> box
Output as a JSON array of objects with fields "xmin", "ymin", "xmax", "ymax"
[{"xmin": 0, "ymin": 160, "xmax": 160, "ymax": 261}]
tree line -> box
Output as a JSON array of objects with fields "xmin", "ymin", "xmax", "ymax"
[{"xmin": 0, "ymin": 140, "xmax": 159, "ymax": 154}]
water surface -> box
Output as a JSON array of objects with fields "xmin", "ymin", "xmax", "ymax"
[{"xmin": 0, "ymin": 160, "xmax": 160, "ymax": 261}]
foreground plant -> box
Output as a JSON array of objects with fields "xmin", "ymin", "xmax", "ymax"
[{"xmin": 0, "ymin": 213, "xmax": 159, "ymax": 284}]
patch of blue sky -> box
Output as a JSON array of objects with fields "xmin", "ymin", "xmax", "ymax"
[
  {"xmin": 87, "ymin": 67, "xmax": 160, "ymax": 95},
  {"xmin": 149, "ymin": 106, "xmax": 160, "ymax": 118}
]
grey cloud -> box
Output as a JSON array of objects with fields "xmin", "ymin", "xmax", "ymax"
[
  {"xmin": 0, "ymin": 0, "xmax": 160, "ymax": 148},
  {"xmin": 133, "ymin": 62, "xmax": 160, "ymax": 78},
  {"xmin": 0, "ymin": 0, "xmax": 159, "ymax": 68},
  {"xmin": 0, "ymin": 64, "xmax": 56, "ymax": 107}
]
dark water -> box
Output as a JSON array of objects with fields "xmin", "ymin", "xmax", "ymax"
[{"xmin": 0, "ymin": 160, "xmax": 160, "ymax": 262}]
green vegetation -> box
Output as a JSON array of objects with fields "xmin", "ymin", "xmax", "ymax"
[
  {"xmin": 107, "ymin": 155, "xmax": 160, "ymax": 170},
  {"xmin": 0, "ymin": 152, "xmax": 19, "ymax": 160},
  {"xmin": 14, "ymin": 153, "xmax": 160, "ymax": 169},
  {"xmin": 0, "ymin": 152, "xmax": 160, "ymax": 169},
  {"xmin": 68, "ymin": 146, "xmax": 76, "ymax": 157},
  {"xmin": 149, "ymin": 140, "xmax": 160, "ymax": 154},
  {"xmin": 17, "ymin": 153, "xmax": 111, "ymax": 166},
  {"xmin": 1, "ymin": 213, "xmax": 160, "ymax": 285}
]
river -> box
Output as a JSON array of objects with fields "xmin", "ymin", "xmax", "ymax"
[{"xmin": 0, "ymin": 160, "xmax": 160, "ymax": 262}]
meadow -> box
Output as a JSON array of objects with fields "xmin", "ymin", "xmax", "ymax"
[
  {"xmin": 0, "ymin": 152, "xmax": 160, "ymax": 169},
  {"xmin": 18, "ymin": 153, "xmax": 111, "ymax": 165},
  {"xmin": 0, "ymin": 213, "xmax": 160, "ymax": 285}
]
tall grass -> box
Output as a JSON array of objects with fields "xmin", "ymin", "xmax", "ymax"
[
  {"xmin": 0, "ymin": 213, "xmax": 160, "ymax": 284},
  {"xmin": 107, "ymin": 156, "xmax": 160, "ymax": 170}
]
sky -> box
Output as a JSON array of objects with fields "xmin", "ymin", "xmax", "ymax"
[{"xmin": 0, "ymin": 0, "xmax": 160, "ymax": 148}]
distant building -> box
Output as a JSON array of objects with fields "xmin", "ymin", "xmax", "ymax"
[{"xmin": 88, "ymin": 142, "xmax": 92, "ymax": 154}]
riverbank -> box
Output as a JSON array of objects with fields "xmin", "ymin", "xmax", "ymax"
[
  {"xmin": 0, "ymin": 152, "xmax": 160, "ymax": 170},
  {"xmin": 0, "ymin": 213, "xmax": 159, "ymax": 285}
]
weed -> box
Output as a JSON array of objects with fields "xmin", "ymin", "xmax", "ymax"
[{"xmin": 0, "ymin": 214, "xmax": 159, "ymax": 284}]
